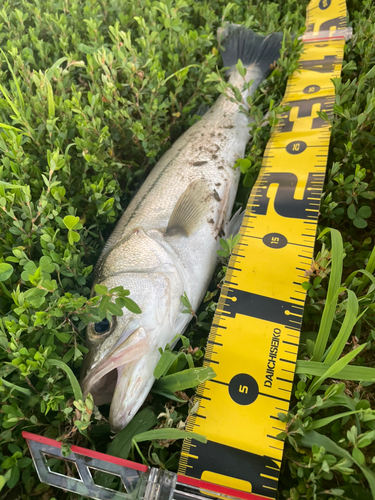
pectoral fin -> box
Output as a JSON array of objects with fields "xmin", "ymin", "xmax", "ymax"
[{"xmin": 166, "ymin": 179, "xmax": 211, "ymax": 237}]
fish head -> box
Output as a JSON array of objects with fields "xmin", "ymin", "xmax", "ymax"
[
  {"xmin": 80, "ymin": 296, "xmax": 150, "ymax": 408},
  {"xmin": 81, "ymin": 235, "xmax": 185, "ymax": 431}
]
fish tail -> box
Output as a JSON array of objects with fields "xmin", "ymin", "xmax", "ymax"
[{"xmin": 218, "ymin": 24, "xmax": 283, "ymax": 79}]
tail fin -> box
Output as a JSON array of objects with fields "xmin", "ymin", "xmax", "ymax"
[{"xmin": 218, "ymin": 24, "xmax": 283, "ymax": 77}]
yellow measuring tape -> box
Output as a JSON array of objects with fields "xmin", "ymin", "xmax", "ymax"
[{"xmin": 177, "ymin": 1, "xmax": 348, "ymax": 498}]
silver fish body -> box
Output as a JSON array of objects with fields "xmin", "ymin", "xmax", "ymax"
[{"xmin": 81, "ymin": 26, "xmax": 282, "ymax": 431}]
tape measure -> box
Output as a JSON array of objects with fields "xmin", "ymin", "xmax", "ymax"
[{"xmin": 177, "ymin": 1, "xmax": 349, "ymax": 499}]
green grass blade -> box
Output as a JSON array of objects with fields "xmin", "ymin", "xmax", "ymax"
[
  {"xmin": 296, "ymin": 360, "xmax": 375, "ymax": 382},
  {"xmin": 0, "ymin": 48, "xmax": 25, "ymax": 114},
  {"xmin": 307, "ymin": 343, "xmax": 366, "ymax": 396},
  {"xmin": 47, "ymin": 359, "xmax": 83, "ymax": 401},
  {"xmin": 360, "ymin": 466, "xmax": 375, "ymax": 500},
  {"xmin": 357, "ymin": 245, "xmax": 375, "ymax": 293},
  {"xmin": 153, "ymin": 366, "xmax": 216, "ymax": 393},
  {"xmin": 107, "ymin": 406, "xmax": 158, "ymax": 462},
  {"xmin": 330, "ymin": 394, "xmax": 357, "ymax": 411},
  {"xmin": 46, "ymin": 56, "xmax": 68, "ymax": 79},
  {"xmin": 151, "ymin": 388, "xmax": 186, "ymax": 402},
  {"xmin": 345, "ymin": 268, "xmax": 375, "ymax": 293},
  {"xmin": 0, "ymin": 122, "xmax": 22, "ymax": 132},
  {"xmin": 133, "ymin": 428, "xmax": 207, "ymax": 444},
  {"xmin": 0, "ymin": 378, "xmax": 32, "ymax": 396},
  {"xmin": 0, "ymin": 83, "xmax": 21, "ymax": 119},
  {"xmin": 309, "ymin": 286, "xmax": 346, "ymax": 359},
  {"xmin": 153, "ymin": 350, "xmax": 178, "ymax": 379},
  {"xmin": 324, "ymin": 290, "xmax": 359, "ymax": 364},
  {"xmin": 0, "ymin": 181, "xmax": 24, "ymax": 189},
  {"xmin": 162, "ymin": 64, "xmax": 200, "ymax": 85},
  {"xmin": 310, "ymin": 409, "xmax": 374, "ymax": 430},
  {"xmin": 46, "ymin": 81, "xmax": 55, "ymax": 119},
  {"xmin": 108, "ymin": 407, "xmax": 158, "ymax": 459},
  {"xmin": 312, "ymin": 228, "xmax": 344, "ymax": 361}
]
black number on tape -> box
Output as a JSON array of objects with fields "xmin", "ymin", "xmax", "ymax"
[
  {"xmin": 279, "ymin": 96, "xmax": 334, "ymax": 133},
  {"xmin": 319, "ymin": 0, "xmax": 331, "ymax": 10},
  {"xmin": 303, "ymin": 85, "xmax": 321, "ymax": 94},
  {"xmin": 286, "ymin": 141, "xmax": 307, "ymax": 155},
  {"xmin": 263, "ymin": 233, "xmax": 288, "ymax": 249},
  {"xmin": 229, "ymin": 374, "xmax": 259, "ymax": 405},
  {"xmin": 252, "ymin": 172, "xmax": 324, "ymax": 220}
]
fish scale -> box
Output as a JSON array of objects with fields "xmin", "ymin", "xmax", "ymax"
[{"xmin": 177, "ymin": 1, "xmax": 349, "ymax": 498}]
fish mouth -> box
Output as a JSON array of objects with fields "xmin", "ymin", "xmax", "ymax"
[
  {"xmin": 109, "ymin": 363, "xmax": 156, "ymax": 432},
  {"xmin": 81, "ymin": 326, "xmax": 150, "ymax": 407}
]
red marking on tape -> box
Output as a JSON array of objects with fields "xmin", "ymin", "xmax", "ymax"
[
  {"xmin": 22, "ymin": 431, "xmax": 148, "ymax": 473},
  {"xmin": 177, "ymin": 475, "xmax": 273, "ymax": 500}
]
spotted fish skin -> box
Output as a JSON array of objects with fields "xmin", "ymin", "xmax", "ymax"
[{"xmin": 81, "ymin": 26, "xmax": 283, "ymax": 432}]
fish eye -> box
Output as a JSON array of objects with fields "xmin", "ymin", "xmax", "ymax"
[{"xmin": 94, "ymin": 318, "xmax": 111, "ymax": 335}]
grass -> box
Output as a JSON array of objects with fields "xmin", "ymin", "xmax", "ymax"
[{"xmin": 0, "ymin": 0, "xmax": 375, "ymax": 499}]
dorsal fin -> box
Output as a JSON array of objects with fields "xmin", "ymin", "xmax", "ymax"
[{"xmin": 166, "ymin": 179, "xmax": 211, "ymax": 237}]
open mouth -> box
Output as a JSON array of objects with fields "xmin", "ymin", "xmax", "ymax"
[
  {"xmin": 85, "ymin": 368, "xmax": 118, "ymax": 406},
  {"xmin": 81, "ymin": 326, "xmax": 150, "ymax": 406}
]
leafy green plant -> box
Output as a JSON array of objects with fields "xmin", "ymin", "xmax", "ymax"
[
  {"xmin": 279, "ymin": 228, "xmax": 375, "ymax": 498},
  {"xmin": 217, "ymin": 233, "xmax": 241, "ymax": 258}
]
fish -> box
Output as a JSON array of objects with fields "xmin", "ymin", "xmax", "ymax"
[{"xmin": 81, "ymin": 24, "xmax": 283, "ymax": 432}]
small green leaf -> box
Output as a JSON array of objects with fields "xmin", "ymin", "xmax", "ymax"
[
  {"xmin": 330, "ymin": 490, "xmax": 345, "ymax": 497},
  {"xmin": 347, "ymin": 204, "xmax": 356, "ymax": 219},
  {"xmin": 78, "ymin": 43, "xmax": 96, "ymax": 54},
  {"xmin": 68, "ymin": 230, "xmax": 80, "ymax": 244},
  {"xmin": 107, "ymin": 302, "xmax": 124, "ymax": 316},
  {"xmin": 357, "ymin": 437, "xmax": 374, "ymax": 449},
  {"xmin": 55, "ymin": 332, "xmax": 71, "ymax": 343},
  {"xmin": 63, "ymin": 215, "xmax": 80, "ymax": 230},
  {"xmin": 123, "ymin": 297, "xmax": 141, "ymax": 314},
  {"xmin": 0, "ymin": 263, "xmax": 13, "ymax": 282},
  {"xmin": 6, "ymin": 464, "xmax": 20, "ymax": 489},
  {"xmin": 95, "ymin": 284, "xmax": 108, "ymax": 295},
  {"xmin": 353, "ymin": 447, "xmax": 365, "ymax": 465},
  {"xmin": 357, "ymin": 205, "xmax": 372, "ymax": 219},
  {"xmin": 236, "ymin": 59, "xmax": 246, "ymax": 78},
  {"xmin": 239, "ymin": 158, "xmax": 251, "ymax": 174},
  {"xmin": 217, "ymin": 250, "xmax": 229, "ymax": 257},
  {"xmin": 353, "ymin": 216, "xmax": 368, "ymax": 228}
]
